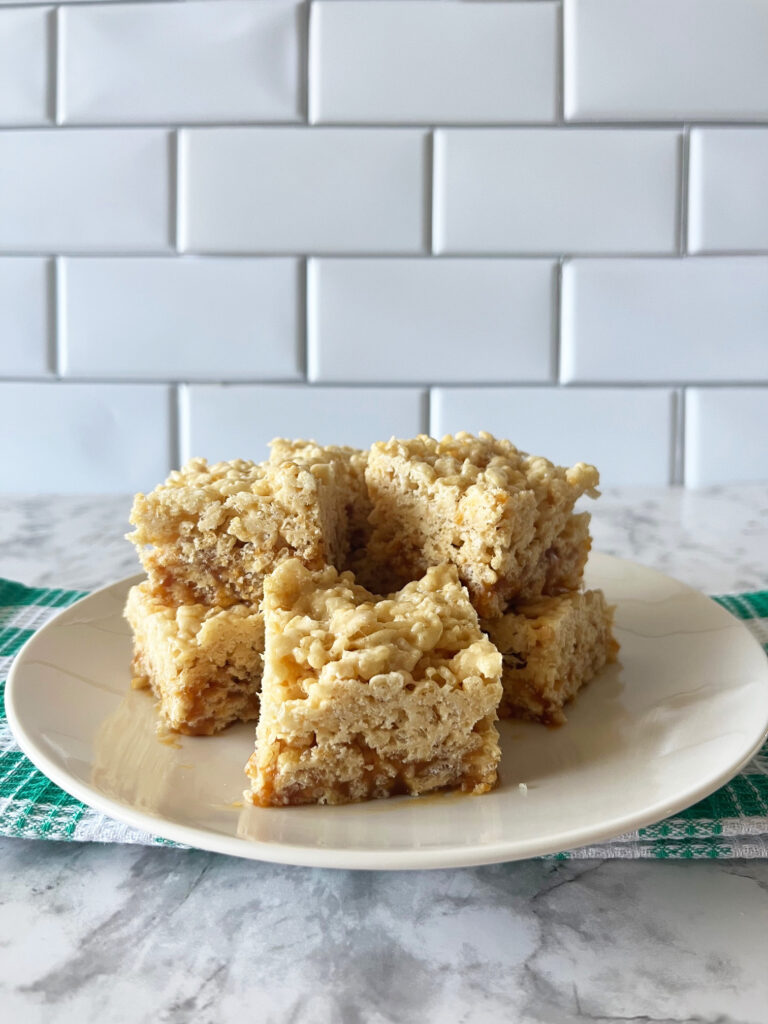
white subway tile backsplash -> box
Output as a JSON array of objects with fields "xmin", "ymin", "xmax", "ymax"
[
  {"xmin": 565, "ymin": 0, "xmax": 768, "ymax": 121},
  {"xmin": 689, "ymin": 130, "xmax": 768, "ymax": 254},
  {"xmin": 0, "ymin": 0, "xmax": 765, "ymax": 491},
  {"xmin": 181, "ymin": 384, "xmax": 426, "ymax": 464},
  {"xmin": 0, "ymin": 130, "xmax": 170, "ymax": 253},
  {"xmin": 0, "ymin": 8, "xmax": 50, "ymax": 125},
  {"xmin": 434, "ymin": 130, "xmax": 680, "ymax": 255},
  {"xmin": 685, "ymin": 388, "xmax": 768, "ymax": 487},
  {"xmin": 0, "ymin": 259, "xmax": 51, "ymax": 376},
  {"xmin": 0, "ymin": 382, "xmax": 172, "ymax": 492},
  {"xmin": 310, "ymin": 0, "xmax": 557, "ymax": 124},
  {"xmin": 432, "ymin": 387, "xmax": 675, "ymax": 486},
  {"xmin": 179, "ymin": 128, "xmax": 427, "ymax": 254},
  {"xmin": 60, "ymin": 1, "xmax": 303, "ymax": 125},
  {"xmin": 561, "ymin": 258, "xmax": 768, "ymax": 384},
  {"xmin": 309, "ymin": 258, "xmax": 554, "ymax": 383},
  {"xmin": 60, "ymin": 258, "xmax": 302, "ymax": 381}
]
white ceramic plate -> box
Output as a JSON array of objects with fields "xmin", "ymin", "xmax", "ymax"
[{"xmin": 7, "ymin": 553, "xmax": 768, "ymax": 870}]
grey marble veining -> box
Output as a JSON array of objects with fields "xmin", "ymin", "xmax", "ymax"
[
  {"xmin": 1, "ymin": 840, "xmax": 767, "ymax": 1024},
  {"xmin": 0, "ymin": 494, "xmax": 137, "ymax": 590},
  {"xmin": 592, "ymin": 485, "xmax": 768, "ymax": 594},
  {"xmin": 1, "ymin": 486, "xmax": 767, "ymax": 1023}
]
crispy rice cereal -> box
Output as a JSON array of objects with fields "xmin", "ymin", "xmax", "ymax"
[
  {"xmin": 125, "ymin": 581, "xmax": 264, "ymax": 735},
  {"xmin": 246, "ymin": 559, "xmax": 502, "ymax": 806},
  {"xmin": 365, "ymin": 432, "xmax": 599, "ymax": 616},
  {"xmin": 128, "ymin": 455, "xmax": 349, "ymax": 607},
  {"xmin": 483, "ymin": 589, "xmax": 618, "ymax": 725}
]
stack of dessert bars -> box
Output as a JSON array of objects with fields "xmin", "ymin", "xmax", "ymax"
[{"xmin": 126, "ymin": 433, "xmax": 618, "ymax": 806}]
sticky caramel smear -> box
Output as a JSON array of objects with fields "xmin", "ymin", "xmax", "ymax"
[{"xmin": 155, "ymin": 727, "xmax": 182, "ymax": 749}]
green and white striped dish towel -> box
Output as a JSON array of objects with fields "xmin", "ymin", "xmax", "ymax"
[{"xmin": 1, "ymin": 578, "xmax": 767, "ymax": 859}]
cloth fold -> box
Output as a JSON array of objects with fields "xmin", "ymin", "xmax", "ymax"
[{"xmin": 1, "ymin": 578, "xmax": 766, "ymax": 858}]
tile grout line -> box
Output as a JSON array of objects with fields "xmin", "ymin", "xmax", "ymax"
[
  {"xmin": 679, "ymin": 126, "xmax": 690, "ymax": 255},
  {"xmin": 423, "ymin": 387, "xmax": 432, "ymax": 437},
  {"xmin": 48, "ymin": 257, "xmax": 59, "ymax": 376},
  {"xmin": 675, "ymin": 387, "xmax": 687, "ymax": 485},
  {"xmin": 2, "ymin": 376, "xmax": 764, "ymax": 389},
  {"xmin": 302, "ymin": 0, "xmax": 312, "ymax": 125},
  {"xmin": 173, "ymin": 384, "xmax": 186, "ymax": 468},
  {"xmin": 170, "ymin": 129, "xmax": 179, "ymax": 252},
  {"xmin": 49, "ymin": 6, "xmax": 59, "ymax": 126},
  {"xmin": 6, "ymin": 120, "xmax": 768, "ymax": 132},
  {"xmin": 557, "ymin": 0, "xmax": 565, "ymax": 125},
  {"xmin": 425, "ymin": 130, "xmax": 435, "ymax": 255},
  {"xmin": 299, "ymin": 257, "xmax": 309, "ymax": 380},
  {"xmin": 169, "ymin": 384, "xmax": 180, "ymax": 470},
  {"xmin": 553, "ymin": 258, "xmax": 564, "ymax": 383},
  {"xmin": 4, "ymin": 0, "xmax": 191, "ymax": 8},
  {"xmin": 3, "ymin": 250, "xmax": 768, "ymax": 260}
]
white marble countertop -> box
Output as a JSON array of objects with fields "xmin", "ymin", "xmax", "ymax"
[{"xmin": 1, "ymin": 486, "xmax": 767, "ymax": 1024}]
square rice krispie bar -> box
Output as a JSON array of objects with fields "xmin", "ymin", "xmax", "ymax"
[
  {"xmin": 365, "ymin": 432, "xmax": 600, "ymax": 617},
  {"xmin": 483, "ymin": 589, "xmax": 618, "ymax": 725},
  {"xmin": 128, "ymin": 452, "xmax": 352, "ymax": 607},
  {"xmin": 125, "ymin": 581, "xmax": 264, "ymax": 735},
  {"xmin": 246, "ymin": 559, "xmax": 503, "ymax": 806}
]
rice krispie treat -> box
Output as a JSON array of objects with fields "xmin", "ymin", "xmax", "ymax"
[
  {"xmin": 128, "ymin": 453, "xmax": 351, "ymax": 607},
  {"xmin": 483, "ymin": 589, "xmax": 618, "ymax": 725},
  {"xmin": 269, "ymin": 438, "xmax": 372, "ymax": 566},
  {"xmin": 365, "ymin": 432, "xmax": 600, "ymax": 617},
  {"xmin": 125, "ymin": 581, "xmax": 264, "ymax": 735},
  {"xmin": 246, "ymin": 559, "xmax": 503, "ymax": 807}
]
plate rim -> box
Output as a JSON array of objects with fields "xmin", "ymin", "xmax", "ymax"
[{"xmin": 6, "ymin": 556, "xmax": 768, "ymax": 870}]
